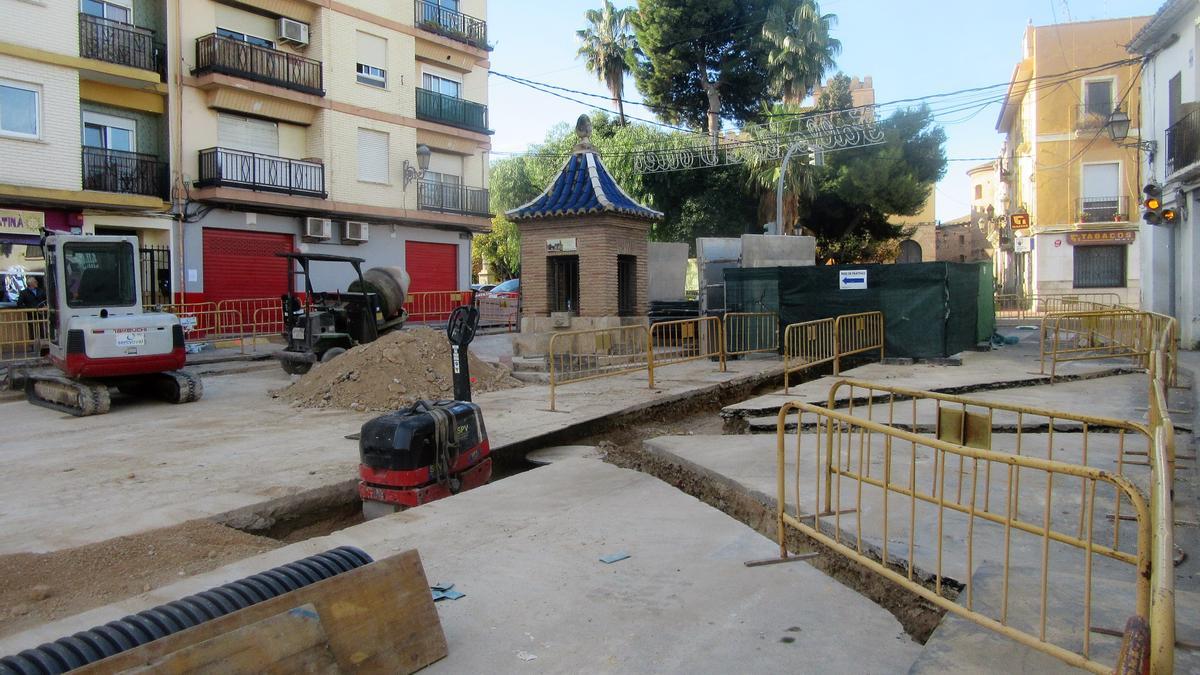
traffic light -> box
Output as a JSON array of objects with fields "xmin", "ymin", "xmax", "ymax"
[{"xmin": 1143, "ymin": 183, "xmax": 1179, "ymax": 225}]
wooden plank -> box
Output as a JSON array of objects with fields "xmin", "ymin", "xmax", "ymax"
[
  {"xmin": 120, "ymin": 604, "xmax": 339, "ymax": 675},
  {"xmin": 77, "ymin": 550, "xmax": 446, "ymax": 674}
]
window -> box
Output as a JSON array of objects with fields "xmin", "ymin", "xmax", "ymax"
[
  {"xmin": 356, "ymin": 32, "xmax": 388, "ymax": 88},
  {"xmin": 1073, "ymin": 245, "xmax": 1126, "ymax": 288},
  {"xmin": 422, "ymin": 72, "xmax": 461, "ymax": 98},
  {"xmin": 357, "ymin": 128, "xmax": 389, "ymax": 183},
  {"xmin": 549, "ymin": 256, "xmax": 579, "ymax": 313},
  {"xmin": 217, "ymin": 113, "xmax": 278, "ymax": 155},
  {"xmin": 215, "ymin": 27, "xmax": 274, "ymax": 49},
  {"xmin": 974, "ymin": 185, "xmax": 983, "ymax": 200},
  {"xmin": 0, "ymin": 82, "xmax": 39, "ymax": 139},
  {"xmin": 64, "ymin": 240, "xmax": 137, "ymax": 308},
  {"xmin": 81, "ymin": 0, "xmax": 131, "ymax": 24},
  {"xmin": 1084, "ymin": 80, "xmax": 1113, "ymax": 117},
  {"xmin": 82, "ymin": 111, "xmax": 135, "ymax": 152},
  {"xmin": 617, "ymin": 255, "xmax": 637, "ymax": 316},
  {"xmin": 1081, "ymin": 162, "xmax": 1120, "ymax": 222}
]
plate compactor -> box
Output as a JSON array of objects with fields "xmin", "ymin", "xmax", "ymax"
[{"xmin": 358, "ymin": 305, "xmax": 491, "ymax": 519}]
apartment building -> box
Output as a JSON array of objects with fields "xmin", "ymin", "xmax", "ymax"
[
  {"xmin": 995, "ymin": 17, "xmax": 1149, "ymax": 306},
  {"xmin": 0, "ymin": 0, "xmax": 491, "ymax": 306},
  {"xmin": 1129, "ymin": 0, "xmax": 1200, "ymax": 348},
  {"xmin": 0, "ymin": 0, "xmax": 173, "ymax": 303},
  {"xmin": 173, "ymin": 0, "xmax": 491, "ymax": 301}
]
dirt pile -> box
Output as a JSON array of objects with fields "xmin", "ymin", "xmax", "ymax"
[{"xmin": 277, "ymin": 327, "xmax": 521, "ymax": 411}]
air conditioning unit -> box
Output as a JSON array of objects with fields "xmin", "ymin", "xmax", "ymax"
[
  {"xmin": 344, "ymin": 221, "xmax": 369, "ymax": 243},
  {"xmin": 304, "ymin": 217, "xmax": 331, "ymax": 240},
  {"xmin": 277, "ymin": 17, "xmax": 310, "ymax": 46}
]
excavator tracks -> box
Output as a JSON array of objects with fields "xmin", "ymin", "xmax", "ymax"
[
  {"xmin": 25, "ymin": 370, "xmax": 203, "ymax": 416},
  {"xmin": 26, "ymin": 374, "xmax": 112, "ymax": 417}
]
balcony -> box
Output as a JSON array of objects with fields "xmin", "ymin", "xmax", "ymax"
[
  {"xmin": 1077, "ymin": 196, "xmax": 1129, "ymax": 224},
  {"xmin": 78, "ymin": 13, "xmax": 165, "ymax": 79},
  {"xmin": 417, "ymin": 180, "xmax": 489, "ymax": 217},
  {"xmin": 414, "ymin": 0, "xmax": 488, "ymax": 50},
  {"xmin": 81, "ymin": 147, "xmax": 168, "ymax": 199},
  {"xmin": 193, "ymin": 34, "xmax": 324, "ymax": 97},
  {"xmin": 1166, "ymin": 109, "xmax": 1200, "ymax": 175},
  {"xmin": 196, "ymin": 147, "xmax": 326, "ymax": 198},
  {"xmin": 416, "ymin": 87, "xmax": 489, "ymax": 133},
  {"xmin": 1075, "ymin": 103, "xmax": 1121, "ymax": 131}
]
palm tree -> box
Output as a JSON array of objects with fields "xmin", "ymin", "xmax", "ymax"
[
  {"xmin": 577, "ymin": 1, "xmax": 637, "ymax": 125},
  {"xmin": 762, "ymin": 0, "xmax": 842, "ymax": 104}
]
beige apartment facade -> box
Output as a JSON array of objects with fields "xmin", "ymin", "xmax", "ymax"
[
  {"xmin": 172, "ymin": 0, "xmax": 492, "ymax": 302},
  {"xmin": 0, "ymin": 0, "xmax": 174, "ymax": 303},
  {"xmin": 995, "ymin": 17, "xmax": 1148, "ymax": 305}
]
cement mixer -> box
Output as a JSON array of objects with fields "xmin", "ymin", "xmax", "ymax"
[{"xmin": 274, "ymin": 252, "xmax": 410, "ymax": 375}]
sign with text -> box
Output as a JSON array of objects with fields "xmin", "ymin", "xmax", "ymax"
[
  {"xmin": 839, "ymin": 269, "xmax": 868, "ymax": 290},
  {"xmin": 1067, "ymin": 230, "xmax": 1136, "ymax": 246},
  {"xmin": 1009, "ymin": 213, "xmax": 1030, "ymax": 230},
  {"xmin": 0, "ymin": 209, "xmax": 44, "ymax": 238},
  {"xmin": 546, "ymin": 238, "xmax": 577, "ymax": 253}
]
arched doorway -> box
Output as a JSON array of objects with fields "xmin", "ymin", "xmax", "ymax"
[{"xmin": 897, "ymin": 239, "xmax": 922, "ymax": 263}]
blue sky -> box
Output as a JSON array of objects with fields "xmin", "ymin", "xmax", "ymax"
[{"xmin": 486, "ymin": 0, "xmax": 1165, "ymax": 222}]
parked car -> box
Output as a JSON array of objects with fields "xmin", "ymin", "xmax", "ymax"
[
  {"xmin": 470, "ymin": 283, "xmax": 496, "ymax": 293},
  {"xmin": 485, "ymin": 278, "xmax": 519, "ymax": 299}
]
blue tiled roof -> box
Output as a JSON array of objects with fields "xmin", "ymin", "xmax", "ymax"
[{"xmin": 506, "ymin": 151, "xmax": 663, "ymax": 221}]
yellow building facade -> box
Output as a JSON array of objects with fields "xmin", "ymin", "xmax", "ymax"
[{"xmin": 995, "ymin": 17, "xmax": 1149, "ymax": 305}]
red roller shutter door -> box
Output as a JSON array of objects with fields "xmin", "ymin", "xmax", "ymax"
[
  {"xmin": 202, "ymin": 228, "xmax": 294, "ymax": 303},
  {"xmin": 405, "ymin": 241, "xmax": 458, "ymax": 293}
]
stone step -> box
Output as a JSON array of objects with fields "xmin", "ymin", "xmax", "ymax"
[
  {"xmin": 511, "ymin": 370, "xmax": 550, "ymax": 384},
  {"xmin": 510, "ymin": 356, "xmax": 548, "ymax": 373}
]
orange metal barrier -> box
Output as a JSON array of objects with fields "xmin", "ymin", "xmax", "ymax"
[
  {"xmin": 215, "ymin": 297, "xmax": 285, "ymax": 335},
  {"xmin": 782, "ymin": 318, "xmax": 835, "ymax": 393},
  {"xmin": 0, "ymin": 308, "xmax": 48, "ymax": 362},
  {"xmin": 833, "ymin": 311, "xmax": 884, "ymax": 374},
  {"xmin": 405, "ymin": 290, "xmax": 474, "ymax": 324},
  {"xmin": 647, "ymin": 317, "xmax": 725, "ymax": 388},
  {"xmin": 476, "ymin": 295, "xmax": 519, "ymax": 332}
]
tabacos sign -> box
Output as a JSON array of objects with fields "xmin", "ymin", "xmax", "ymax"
[
  {"xmin": 1066, "ymin": 230, "xmax": 1136, "ymax": 246},
  {"xmin": 0, "ymin": 210, "xmax": 44, "ymax": 237}
]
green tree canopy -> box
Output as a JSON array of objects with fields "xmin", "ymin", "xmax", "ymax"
[
  {"xmin": 630, "ymin": 0, "xmax": 774, "ymax": 140},
  {"xmin": 762, "ymin": 0, "xmax": 841, "ymax": 104}
]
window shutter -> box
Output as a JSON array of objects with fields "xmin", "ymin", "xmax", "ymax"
[
  {"xmin": 357, "ymin": 128, "xmax": 389, "ymax": 183},
  {"xmin": 218, "ymin": 113, "xmax": 278, "ymax": 155},
  {"xmin": 356, "ymin": 31, "xmax": 387, "ymax": 69}
]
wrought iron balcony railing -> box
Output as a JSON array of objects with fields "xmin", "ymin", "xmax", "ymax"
[
  {"xmin": 417, "ymin": 180, "xmax": 490, "ymax": 217},
  {"xmin": 415, "ymin": 87, "xmax": 489, "ymax": 133},
  {"xmin": 1075, "ymin": 103, "xmax": 1122, "ymax": 131},
  {"xmin": 78, "ymin": 13, "xmax": 164, "ymax": 79},
  {"xmin": 1077, "ymin": 195, "xmax": 1129, "ymax": 224},
  {"xmin": 81, "ymin": 147, "xmax": 169, "ymax": 199},
  {"xmin": 1166, "ymin": 109, "xmax": 1200, "ymax": 175},
  {"xmin": 414, "ymin": 0, "xmax": 488, "ymax": 50},
  {"xmin": 196, "ymin": 147, "xmax": 326, "ymax": 198},
  {"xmin": 193, "ymin": 33, "xmax": 324, "ymax": 96}
]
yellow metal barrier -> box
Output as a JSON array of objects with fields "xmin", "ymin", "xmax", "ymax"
[
  {"xmin": 996, "ymin": 293, "xmax": 1124, "ymax": 320},
  {"xmin": 783, "ymin": 318, "xmax": 835, "ymax": 394},
  {"xmin": 548, "ymin": 324, "xmax": 649, "ymax": 411},
  {"xmin": 723, "ymin": 311, "xmax": 778, "ymax": 357},
  {"xmin": 1039, "ymin": 310, "xmax": 1153, "ymax": 381},
  {"xmin": 647, "ymin": 316, "xmax": 725, "ymax": 388},
  {"xmin": 833, "ymin": 310, "xmax": 884, "ymax": 374},
  {"xmin": 776, "ymin": 381, "xmax": 1155, "ymax": 673},
  {"xmin": 0, "ymin": 307, "xmax": 48, "ymax": 362}
]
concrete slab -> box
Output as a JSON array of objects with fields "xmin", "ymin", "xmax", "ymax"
[
  {"xmin": 0, "ymin": 353, "xmax": 780, "ymax": 555},
  {"xmin": 525, "ymin": 445, "xmax": 597, "ymax": 465},
  {"xmin": 0, "ymin": 459, "xmax": 924, "ymax": 673}
]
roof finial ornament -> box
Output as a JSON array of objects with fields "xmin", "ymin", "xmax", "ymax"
[{"xmin": 573, "ymin": 114, "xmax": 595, "ymax": 154}]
